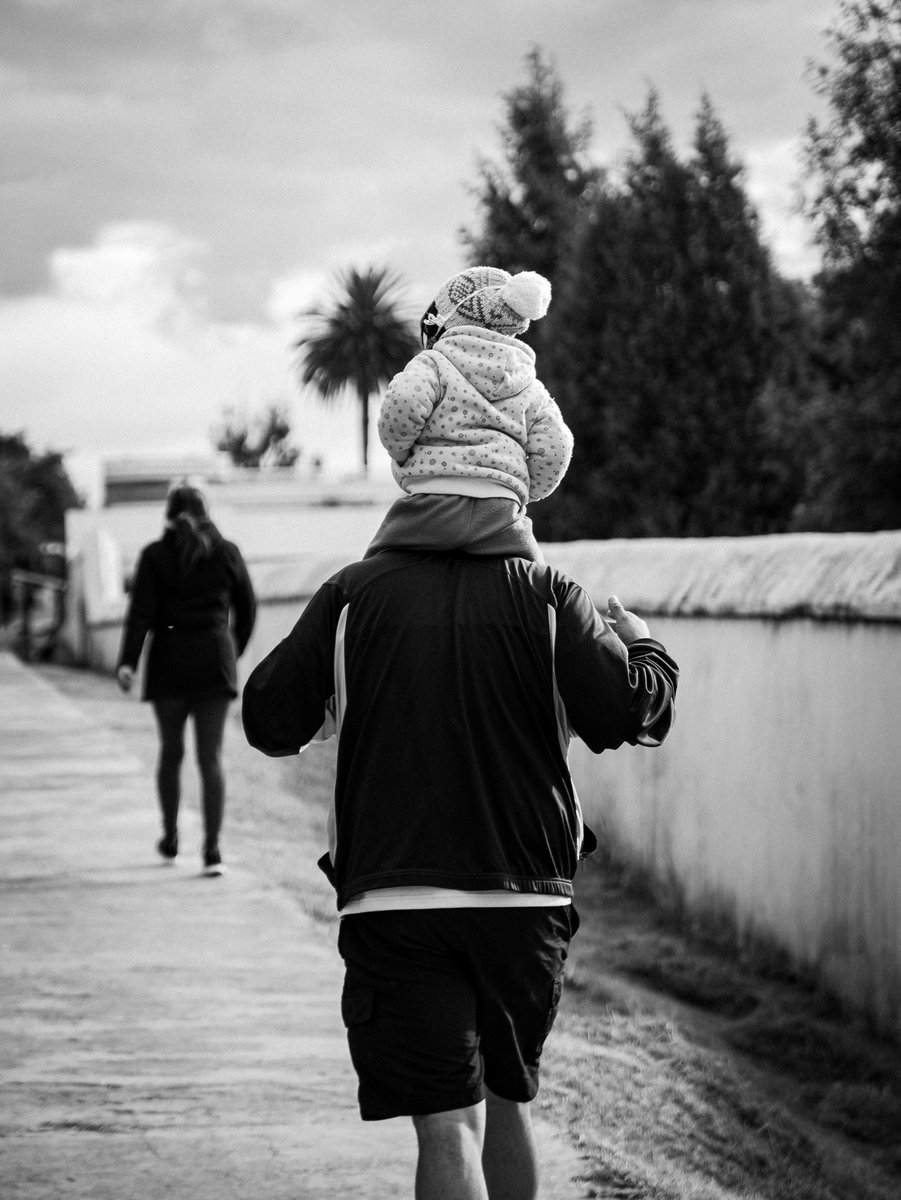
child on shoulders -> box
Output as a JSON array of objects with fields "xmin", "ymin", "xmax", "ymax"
[{"xmin": 367, "ymin": 266, "xmax": 572, "ymax": 561}]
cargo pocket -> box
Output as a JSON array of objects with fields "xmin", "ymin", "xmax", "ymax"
[
  {"xmin": 341, "ymin": 982, "xmax": 379, "ymax": 1085},
  {"xmin": 567, "ymin": 903, "xmax": 581, "ymax": 938},
  {"xmin": 341, "ymin": 985, "xmax": 374, "ymax": 1029},
  {"xmin": 538, "ymin": 971, "xmax": 564, "ymax": 1047}
]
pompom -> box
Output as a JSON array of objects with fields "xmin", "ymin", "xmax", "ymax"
[{"xmin": 499, "ymin": 271, "xmax": 551, "ymax": 320}]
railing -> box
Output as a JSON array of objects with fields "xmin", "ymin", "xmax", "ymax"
[{"xmin": 8, "ymin": 569, "xmax": 67, "ymax": 663}]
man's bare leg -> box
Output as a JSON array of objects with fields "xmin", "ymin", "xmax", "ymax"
[
  {"xmin": 412, "ymin": 1102, "xmax": 488, "ymax": 1200},
  {"xmin": 482, "ymin": 1088, "xmax": 539, "ymax": 1200}
]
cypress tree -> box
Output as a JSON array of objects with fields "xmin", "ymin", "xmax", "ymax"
[
  {"xmin": 536, "ymin": 92, "xmax": 805, "ymax": 540},
  {"xmin": 796, "ymin": 0, "xmax": 901, "ymax": 530},
  {"xmin": 461, "ymin": 48, "xmax": 598, "ymax": 353}
]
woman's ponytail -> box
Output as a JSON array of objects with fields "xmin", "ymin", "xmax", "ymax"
[{"xmin": 165, "ymin": 485, "xmax": 220, "ymax": 572}]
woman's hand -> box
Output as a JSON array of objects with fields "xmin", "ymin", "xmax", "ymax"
[{"xmin": 117, "ymin": 665, "xmax": 135, "ymax": 694}]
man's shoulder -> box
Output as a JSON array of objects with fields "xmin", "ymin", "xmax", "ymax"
[
  {"xmin": 501, "ymin": 555, "xmax": 585, "ymax": 604},
  {"xmin": 323, "ymin": 551, "xmax": 418, "ymax": 592},
  {"xmin": 330, "ymin": 551, "xmax": 580, "ymax": 602}
]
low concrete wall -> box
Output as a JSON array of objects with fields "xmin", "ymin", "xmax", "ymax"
[
  {"xmin": 69, "ymin": 530, "xmax": 901, "ymax": 1035},
  {"xmin": 546, "ymin": 534, "xmax": 901, "ymax": 1035},
  {"xmin": 568, "ymin": 615, "xmax": 901, "ymax": 1035}
]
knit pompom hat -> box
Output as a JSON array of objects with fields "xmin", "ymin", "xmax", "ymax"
[{"xmin": 430, "ymin": 266, "xmax": 551, "ymax": 338}]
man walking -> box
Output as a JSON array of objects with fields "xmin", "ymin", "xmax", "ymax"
[{"xmin": 242, "ymin": 549, "xmax": 677, "ymax": 1199}]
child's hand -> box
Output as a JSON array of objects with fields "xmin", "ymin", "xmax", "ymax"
[{"xmin": 605, "ymin": 596, "xmax": 651, "ymax": 645}]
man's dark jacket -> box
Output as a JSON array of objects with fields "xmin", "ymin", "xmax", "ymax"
[{"xmin": 242, "ymin": 550, "xmax": 678, "ymax": 910}]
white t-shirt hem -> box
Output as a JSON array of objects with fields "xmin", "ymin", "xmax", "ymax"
[
  {"xmin": 405, "ymin": 477, "xmax": 521, "ymax": 503},
  {"xmin": 340, "ymin": 885, "xmax": 571, "ymax": 916}
]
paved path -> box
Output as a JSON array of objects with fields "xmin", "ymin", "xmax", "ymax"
[{"xmin": 0, "ymin": 653, "xmax": 583, "ymax": 1198}]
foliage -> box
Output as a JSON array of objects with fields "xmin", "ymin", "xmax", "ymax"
[
  {"xmin": 214, "ymin": 402, "xmax": 300, "ymax": 469},
  {"xmin": 797, "ymin": 0, "xmax": 901, "ymax": 530},
  {"xmin": 534, "ymin": 92, "xmax": 809, "ymax": 540},
  {"xmin": 802, "ymin": 0, "xmax": 901, "ymax": 269},
  {"xmin": 460, "ymin": 47, "xmax": 599, "ymax": 351},
  {"xmin": 790, "ymin": 346, "xmax": 901, "ymax": 531},
  {"xmin": 0, "ymin": 432, "xmax": 81, "ymax": 621},
  {"xmin": 295, "ymin": 266, "xmax": 418, "ymax": 475}
]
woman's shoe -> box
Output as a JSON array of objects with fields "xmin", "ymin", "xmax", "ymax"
[
  {"xmin": 203, "ymin": 846, "xmax": 224, "ymax": 877},
  {"xmin": 157, "ymin": 833, "xmax": 178, "ymax": 863}
]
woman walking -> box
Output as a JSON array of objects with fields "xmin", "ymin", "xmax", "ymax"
[{"xmin": 116, "ymin": 484, "xmax": 256, "ymax": 875}]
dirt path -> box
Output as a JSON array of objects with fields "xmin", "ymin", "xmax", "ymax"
[{"xmin": 38, "ymin": 664, "xmax": 901, "ymax": 1200}]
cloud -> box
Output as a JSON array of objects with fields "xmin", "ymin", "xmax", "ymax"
[
  {"xmin": 0, "ymin": 0, "xmax": 836, "ymax": 474},
  {"xmin": 49, "ymin": 221, "xmax": 208, "ymax": 336},
  {"xmin": 0, "ymin": 220, "xmax": 366, "ymax": 474},
  {"xmin": 1, "ymin": 0, "xmax": 831, "ymax": 318},
  {"xmin": 2, "ymin": 0, "xmax": 311, "ymax": 69},
  {"xmin": 265, "ymin": 268, "xmax": 332, "ymax": 324},
  {"xmin": 744, "ymin": 139, "xmax": 819, "ymax": 279}
]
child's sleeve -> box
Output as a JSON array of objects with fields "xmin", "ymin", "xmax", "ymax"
[
  {"xmin": 378, "ymin": 353, "xmax": 442, "ymax": 464},
  {"xmin": 526, "ymin": 389, "xmax": 575, "ymax": 501}
]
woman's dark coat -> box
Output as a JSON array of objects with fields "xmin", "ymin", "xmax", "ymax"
[{"xmin": 118, "ymin": 528, "xmax": 256, "ymax": 702}]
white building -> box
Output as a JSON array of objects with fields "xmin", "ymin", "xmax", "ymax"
[{"xmin": 61, "ymin": 452, "xmax": 398, "ymax": 664}]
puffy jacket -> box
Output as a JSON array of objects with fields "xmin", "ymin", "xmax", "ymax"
[
  {"xmin": 378, "ymin": 327, "xmax": 573, "ymax": 508},
  {"xmin": 243, "ymin": 550, "xmax": 677, "ymax": 911}
]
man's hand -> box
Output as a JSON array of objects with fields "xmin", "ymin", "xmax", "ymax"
[
  {"xmin": 605, "ymin": 596, "xmax": 650, "ymax": 645},
  {"xmin": 117, "ymin": 665, "xmax": 135, "ymax": 694}
]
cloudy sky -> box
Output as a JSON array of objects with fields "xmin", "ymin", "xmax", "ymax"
[{"xmin": 0, "ymin": 0, "xmax": 838, "ymax": 482}]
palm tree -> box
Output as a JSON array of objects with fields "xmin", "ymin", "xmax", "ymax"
[{"xmin": 295, "ymin": 266, "xmax": 418, "ymax": 476}]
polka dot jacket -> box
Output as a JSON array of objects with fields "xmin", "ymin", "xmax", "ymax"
[{"xmin": 377, "ymin": 326, "xmax": 574, "ymax": 508}]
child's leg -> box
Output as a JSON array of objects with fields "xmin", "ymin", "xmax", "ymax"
[
  {"xmin": 364, "ymin": 495, "xmax": 442, "ymax": 557},
  {"xmin": 464, "ymin": 501, "xmax": 544, "ymax": 562},
  {"xmin": 365, "ymin": 495, "xmax": 542, "ymax": 561}
]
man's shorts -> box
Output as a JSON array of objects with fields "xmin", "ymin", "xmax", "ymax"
[{"xmin": 336, "ymin": 904, "xmax": 579, "ymax": 1121}]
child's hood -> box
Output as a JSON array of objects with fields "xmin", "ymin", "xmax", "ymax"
[{"xmin": 432, "ymin": 328, "xmax": 537, "ymax": 402}]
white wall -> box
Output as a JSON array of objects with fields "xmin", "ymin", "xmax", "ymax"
[
  {"xmin": 568, "ymin": 615, "xmax": 901, "ymax": 1035},
  {"xmin": 66, "ymin": 483, "xmax": 396, "ymax": 578},
  {"xmin": 541, "ymin": 534, "xmax": 901, "ymax": 1034},
  {"xmin": 62, "ymin": 479, "xmax": 395, "ymax": 670}
]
